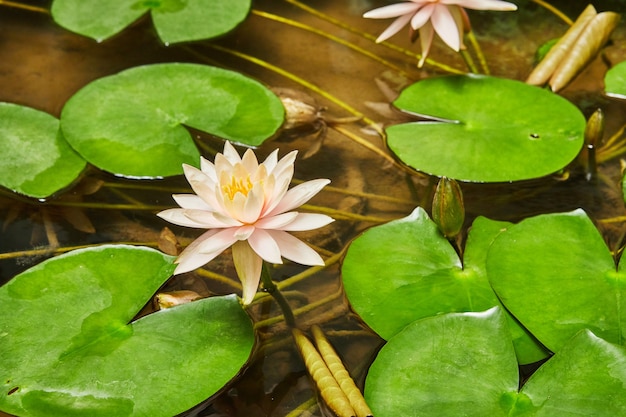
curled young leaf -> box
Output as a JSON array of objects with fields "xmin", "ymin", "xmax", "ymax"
[
  {"xmin": 526, "ymin": 4, "xmax": 597, "ymax": 87},
  {"xmin": 550, "ymin": 11, "xmax": 621, "ymax": 92}
]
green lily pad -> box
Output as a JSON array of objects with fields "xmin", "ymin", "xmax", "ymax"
[
  {"xmin": 0, "ymin": 102, "xmax": 86, "ymax": 198},
  {"xmin": 605, "ymin": 60, "xmax": 626, "ymax": 100},
  {"xmin": 341, "ymin": 207, "xmax": 548, "ymax": 364},
  {"xmin": 487, "ymin": 209, "xmax": 626, "ymax": 352},
  {"xmin": 365, "ymin": 307, "xmax": 626, "ymax": 416},
  {"xmin": 51, "ymin": 0, "xmax": 251, "ymax": 44},
  {"xmin": 387, "ymin": 74, "xmax": 585, "ymax": 182},
  {"xmin": 0, "ymin": 245, "xmax": 254, "ymax": 417},
  {"xmin": 60, "ymin": 63, "xmax": 284, "ymax": 178}
]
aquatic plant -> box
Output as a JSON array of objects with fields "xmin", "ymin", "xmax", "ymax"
[
  {"xmin": 0, "ymin": 0, "xmax": 625, "ymax": 416},
  {"xmin": 157, "ymin": 141, "xmax": 333, "ymax": 305}
]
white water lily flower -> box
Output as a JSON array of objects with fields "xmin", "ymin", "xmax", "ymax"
[
  {"xmin": 363, "ymin": 0, "xmax": 517, "ymax": 67},
  {"xmin": 158, "ymin": 141, "xmax": 334, "ymax": 305}
]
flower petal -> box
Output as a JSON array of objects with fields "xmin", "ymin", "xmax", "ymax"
[
  {"xmin": 418, "ymin": 21, "xmax": 435, "ymax": 67},
  {"xmin": 173, "ymin": 229, "xmax": 223, "ymax": 274},
  {"xmin": 241, "ymin": 148, "xmax": 260, "ymax": 173},
  {"xmin": 248, "ymin": 228, "xmax": 283, "ymax": 264},
  {"xmin": 222, "ymin": 141, "xmax": 242, "ymax": 165},
  {"xmin": 275, "ymin": 213, "xmax": 335, "ymax": 231},
  {"xmin": 442, "ymin": 0, "xmax": 517, "ymax": 10},
  {"xmin": 373, "ymin": 13, "xmax": 414, "ymax": 43},
  {"xmin": 267, "ymin": 230, "xmax": 325, "ymax": 266},
  {"xmin": 199, "ymin": 156, "xmax": 218, "ymax": 182},
  {"xmin": 363, "ymin": 3, "xmax": 421, "ymax": 19},
  {"xmin": 172, "ymin": 194, "xmax": 212, "ymax": 210},
  {"xmin": 266, "ymin": 178, "xmax": 330, "ymax": 216},
  {"xmin": 157, "ymin": 208, "xmax": 209, "ymax": 228},
  {"xmin": 232, "ymin": 240, "xmax": 263, "ymax": 305},
  {"xmin": 183, "ymin": 209, "xmax": 242, "ymax": 228},
  {"xmin": 182, "ymin": 164, "xmax": 221, "ymax": 209},
  {"xmin": 410, "ymin": 3, "xmax": 434, "ymax": 30},
  {"xmin": 194, "ymin": 227, "xmax": 239, "ymax": 256},
  {"xmin": 255, "ymin": 212, "xmax": 300, "ymax": 230},
  {"xmin": 431, "ymin": 4, "xmax": 461, "ymax": 51}
]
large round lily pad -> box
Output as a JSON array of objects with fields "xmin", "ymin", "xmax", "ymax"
[
  {"xmin": 365, "ymin": 307, "xmax": 626, "ymax": 416},
  {"xmin": 60, "ymin": 63, "xmax": 284, "ymax": 178},
  {"xmin": 51, "ymin": 0, "xmax": 251, "ymax": 44},
  {"xmin": 0, "ymin": 245, "xmax": 254, "ymax": 417},
  {"xmin": 387, "ymin": 74, "xmax": 585, "ymax": 182},
  {"xmin": 0, "ymin": 102, "xmax": 86, "ymax": 198},
  {"xmin": 486, "ymin": 209, "xmax": 626, "ymax": 352}
]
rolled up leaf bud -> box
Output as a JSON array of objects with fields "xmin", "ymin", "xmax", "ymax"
[
  {"xmin": 432, "ymin": 177, "xmax": 465, "ymax": 239},
  {"xmin": 584, "ymin": 108, "xmax": 604, "ymax": 148}
]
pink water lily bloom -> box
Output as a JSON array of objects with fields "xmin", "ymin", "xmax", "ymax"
[
  {"xmin": 158, "ymin": 141, "xmax": 334, "ymax": 305},
  {"xmin": 363, "ymin": 0, "xmax": 517, "ymax": 66}
]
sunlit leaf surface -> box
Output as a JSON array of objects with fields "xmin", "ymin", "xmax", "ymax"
[
  {"xmin": 0, "ymin": 245, "xmax": 254, "ymax": 417},
  {"xmin": 387, "ymin": 75, "xmax": 585, "ymax": 182},
  {"xmin": 60, "ymin": 63, "xmax": 284, "ymax": 178},
  {"xmin": 487, "ymin": 209, "xmax": 626, "ymax": 352},
  {"xmin": 51, "ymin": 0, "xmax": 251, "ymax": 44},
  {"xmin": 0, "ymin": 102, "xmax": 86, "ymax": 198},
  {"xmin": 365, "ymin": 308, "xmax": 626, "ymax": 416},
  {"xmin": 341, "ymin": 207, "xmax": 548, "ymax": 363},
  {"xmin": 605, "ymin": 60, "xmax": 626, "ymax": 100}
]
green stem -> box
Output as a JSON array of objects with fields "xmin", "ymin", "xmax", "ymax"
[
  {"xmin": 261, "ymin": 262, "xmax": 296, "ymax": 327},
  {"xmin": 530, "ymin": 0, "xmax": 573, "ymax": 25},
  {"xmin": 459, "ymin": 49, "xmax": 479, "ymax": 74},
  {"xmin": 0, "ymin": 0, "xmax": 48, "ymax": 13},
  {"xmin": 466, "ymin": 31, "xmax": 490, "ymax": 75}
]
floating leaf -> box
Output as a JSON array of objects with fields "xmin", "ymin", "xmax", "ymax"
[
  {"xmin": 51, "ymin": 0, "xmax": 251, "ymax": 44},
  {"xmin": 365, "ymin": 307, "xmax": 626, "ymax": 416},
  {"xmin": 387, "ymin": 75, "xmax": 585, "ymax": 182},
  {"xmin": 605, "ymin": 60, "xmax": 626, "ymax": 100},
  {"xmin": 0, "ymin": 245, "xmax": 254, "ymax": 417},
  {"xmin": 60, "ymin": 63, "xmax": 284, "ymax": 178},
  {"xmin": 487, "ymin": 209, "xmax": 626, "ymax": 352},
  {"xmin": 0, "ymin": 103, "xmax": 86, "ymax": 198},
  {"xmin": 341, "ymin": 207, "xmax": 548, "ymax": 363}
]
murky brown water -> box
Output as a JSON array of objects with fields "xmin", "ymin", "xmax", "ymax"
[{"xmin": 1, "ymin": 1, "xmax": 626, "ymax": 416}]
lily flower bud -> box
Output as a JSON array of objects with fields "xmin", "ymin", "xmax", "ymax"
[
  {"xmin": 432, "ymin": 177, "xmax": 465, "ymax": 239},
  {"xmin": 584, "ymin": 108, "xmax": 604, "ymax": 148}
]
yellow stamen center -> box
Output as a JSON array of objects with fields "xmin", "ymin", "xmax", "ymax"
[{"xmin": 222, "ymin": 175, "xmax": 253, "ymax": 200}]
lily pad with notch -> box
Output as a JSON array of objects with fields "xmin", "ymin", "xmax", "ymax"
[
  {"xmin": 0, "ymin": 102, "xmax": 86, "ymax": 198},
  {"xmin": 387, "ymin": 74, "xmax": 585, "ymax": 182},
  {"xmin": 0, "ymin": 245, "xmax": 255, "ymax": 417},
  {"xmin": 487, "ymin": 209, "xmax": 626, "ymax": 352},
  {"xmin": 365, "ymin": 307, "xmax": 626, "ymax": 416},
  {"xmin": 341, "ymin": 207, "xmax": 548, "ymax": 364},
  {"xmin": 60, "ymin": 63, "xmax": 284, "ymax": 178},
  {"xmin": 51, "ymin": 0, "xmax": 251, "ymax": 44}
]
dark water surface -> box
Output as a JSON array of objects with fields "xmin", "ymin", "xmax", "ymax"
[{"xmin": 1, "ymin": 1, "xmax": 626, "ymax": 416}]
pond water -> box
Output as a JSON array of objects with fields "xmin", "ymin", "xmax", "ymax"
[{"xmin": 1, "ymin": 1, "xmax": 626, "ymax": 416}]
